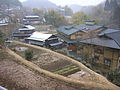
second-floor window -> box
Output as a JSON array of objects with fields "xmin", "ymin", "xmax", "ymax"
[
  {"xmin": 104, "ymin": 58, "xmax": 111, "ymax": 66},
  {"xmin": 93, "ymin": 56, "xmax": 100, "ymax": 61},
  {"xmin": 118, "ymin": 60, "xmax": 120, "ymax": 69},
  {"xmin": 94, "ymin": 48, "xmax": 103, "ymax": 54}
]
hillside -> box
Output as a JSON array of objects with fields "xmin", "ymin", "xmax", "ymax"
[
  {"xmin": 22, "ymin": 0, "xmax": 57, "ymax": 9},
  {"xmin": 69, "ymin": 4, "xmax": 94, "ymax": 14},
  {"xmin": 0, "ymin": 49, "xmax": 78, "ymax": 90},
  {"xmin": 0, "ymin": 0, "xmax": 22, "ymax": 8},
  {"xmin": 0, "ymin": 41, "xmax": 119, "ymax": 90},
  {"xmin": 104, "ymin": 0, "xmax": 120, "ymax": 28}
]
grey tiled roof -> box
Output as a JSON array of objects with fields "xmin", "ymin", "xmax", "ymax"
[
  {"xmin": 57, "ymin": 25, "xmax": 79, "ymax": 35},
  {"xmin": 80, "ymin": 37, "xmax": 120, "ymax": 49},
  {"xmin": 80, "ymin": 30, "xmax": 120, "ymax": 49},
  {"xmin": 105, "ymin": 31, "xmax": 120, "ymax": 47},
  {"xmin": 75, "ymin": 24, "xmax": 103, "ymax": 32},
  {"xmin": 57, "ymin": 24, "xmax": 104, "ymax": 35},
  {"xmin": 13, "ymin": 33, "xmax": 32, "ymax": 37},
  {"xmin": 99, "ymin": 29, "xmax": 120, "ymax": 36},
  {"xmin": 56, "ymin": 34, "xmax": 79, "ymax": 44}
]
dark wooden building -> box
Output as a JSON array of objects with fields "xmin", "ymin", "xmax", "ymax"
[
  {"xmin": 12, "ymin": 25, "xmax": 35, "ymax": 40},
  {"xmin": 25, "ymin": 32, "xmax": 63, "ymax": 49}
]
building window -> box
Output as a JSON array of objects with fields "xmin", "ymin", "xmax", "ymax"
[
  {"xmin": 93, "ymin": 56, "xmax": 99, "ymax": 61},
  {"xmin": 77, "ymin": 35, "xmax": 81, "ymax": 39},
  {"xmin": 104, "ymin": 58, "xmax": 111, "ymax": 66},
  {"xmin": 94, "ymin": 48, "xmax": 103, "ymax": 54},
  {"xmin": 118, "ymin": 60, "xmax": 120, "ymax": 69}
]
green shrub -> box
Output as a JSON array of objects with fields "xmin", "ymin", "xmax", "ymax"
[
  {"xmin": 107, "ymin": 69, "xmax": 120, "ymax": 86},
  {"xmin": 0, "ymin": 30, "xmax": 5, "ymax": 45},
  {"xmin": 25, "ymin": 50, "xmax": 33, "ymax": 61}
]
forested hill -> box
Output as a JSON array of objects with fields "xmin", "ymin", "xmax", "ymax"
[
  {"xmin": 105, "ymin": 0, "xmax": 120, "ymax": 28},
  {"xmin": 0, "ymin": 0, "xmax": 22, "ymax": 7},
  {"xmin": 22, "ymin": 0, "xmax": 57, "ymax": 9},
  {"xmin": 105, "ymin": 0, "xmax": 120, "ymax": 10}
]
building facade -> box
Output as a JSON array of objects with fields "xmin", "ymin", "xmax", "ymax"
[
  {"xmin": 79, "ymin": 30, "xmax": 120, "ymax": 73},
  {"xmin": 23, "ymin": 15, "xmax": 41, "ymax": 25},
  {"xmin": 12, "ymin": 25, "xmax": 35, "ymax": 40}
]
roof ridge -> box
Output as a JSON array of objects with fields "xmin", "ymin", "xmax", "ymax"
[{"xmin": 105, "ymin": 32, "xmax": 120, "ymax": 48}]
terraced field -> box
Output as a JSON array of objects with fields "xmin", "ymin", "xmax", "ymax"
[
  {"xmin": 0, "ymin": 49, "xmax": 79, "ymax": 90},
  {"xmin": 8, "ymin": 42, "xmax": 80, "ymax": 75}
]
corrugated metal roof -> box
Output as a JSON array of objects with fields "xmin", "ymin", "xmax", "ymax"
[
  {"xmin": 25, "ymin": 25, "xmax": 35, "ymax": 30},
  {"xmin": 80, "ymin": 37, "xmax": 120, "ymax": 49},
  {"xmin": 27, "ymin": 32, "xmax": 52, "ymax": 42},
  {"xmin": 24, "ymin": 15, "xmax": 39, "ymax": 18}
]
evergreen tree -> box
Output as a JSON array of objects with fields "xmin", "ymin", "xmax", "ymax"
[
  {"xmin": 44, "ymin": 10, "xmax": 67, "ymax": 27},
  {"xmin": 104, "ymin": 0, "xmax": 111, "ymax": 11}
]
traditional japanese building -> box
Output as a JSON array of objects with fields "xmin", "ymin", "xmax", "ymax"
[
  {"xmin": 79, "ymin": 29, "xmax": 120, "ymax": 73},
  {"xmin": 23, "ymin": 15, "xmax": 41, "ymax": 25},
  {"xmin": 57, "ymin": 21, "xmax": 105, "ymax": 51},
  {"xmin": 25, "ymin": 32, "xmax": 63, "ymax": 49},
  {"xmin": 12, "ymin": 25, "xmax": 35, "ymax": 40}
]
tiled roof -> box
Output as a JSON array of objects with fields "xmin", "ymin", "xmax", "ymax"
[
  {"xmin": 99, "ymin": 29, "xmax": 120, "ymax": 36},
  {"xmin": 80, "ymin": 30, "xmax": 120, "ymax": 49},
  {"xmin": 57, "ymin": 24, "xmax": 104, "ymax": 35},
  {"xmin": 80, "ymin": 37, "xmax": 120, "ymax": 49},
  {"xmin": 13, "ymin": 33, "xmax": 32, "ymax": 37},
  {"xmin": 56, "ymin": 34, "xmax": 79, "ymax": 44},
  {"xmin": 57, "ymin": 25, "xmax": 79, "ymax": 35},
  {"xmin": 105, "ymin": 31, "xmax": 120, "ymax": 47},
  {"xmin": 75, "ymin": 24, "xmax": 103, "ymax": 32}
]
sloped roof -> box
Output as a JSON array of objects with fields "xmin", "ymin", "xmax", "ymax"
[
  {"xmin": 75, "ymin": 24, "xmax": 103, "ymax": 32},
  {"xmin": 56, "ymin": 34, "xmax": 79, "ymax": 44},
  {"xmin": 57, "ymin": 25, "xmax": 79, "ymax": 35},
  {"xmin": 80, "ymin": 37, "xmax": 120, "ymax": 49},
  {"xmin": 25, "ymin": 25, "xmax": 35, "ymax": 30},
  {"xmin": 24, "ymin": 15, "xmax": 39, "ymax": 18},
  {"xmin": 99, "ymin": 28, "xmax": 120, "ymax": 36},
  {"xmin": 13, "ymin": 33, "xmax": 32, "ymax": 37},
  {"xmin": 105, "ymin": 31, "xmax": 120, "ymax": 47},
  {"xmin": 27, "ymin": 32, "xmax": 52, "ymax": 42},
  {"xmin": 18, "ymin": 25, "xmax": 35, "ymax": 31},
  {"xmin": 57, "ymin": 24, "xmax": 103, "ymax": 35},
  {"xmin": 80, "ymin": 30, "xmax": 120, "ymax": 49}
]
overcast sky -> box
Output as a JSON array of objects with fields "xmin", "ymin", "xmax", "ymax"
[{"xmin": 19, "ymin": 0, "xmax": 105, "ymax": 6}]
